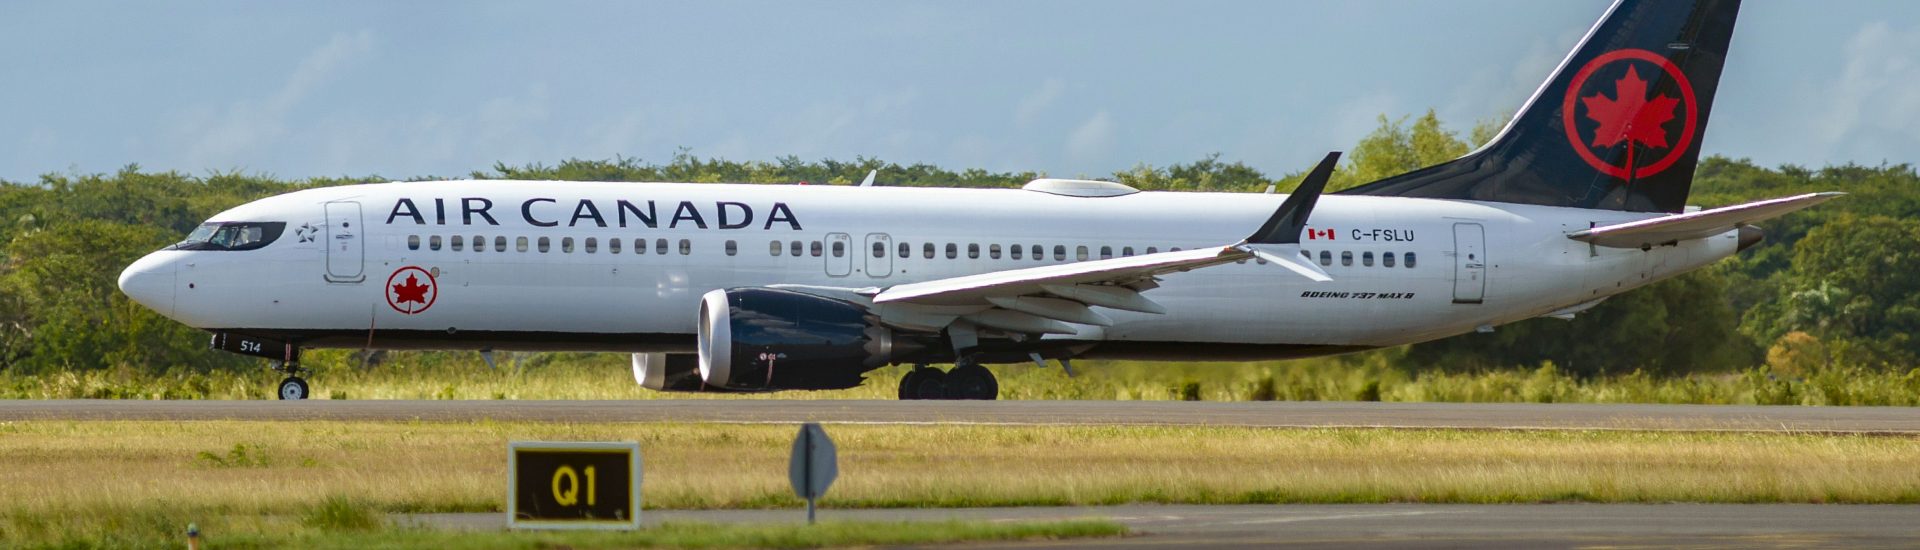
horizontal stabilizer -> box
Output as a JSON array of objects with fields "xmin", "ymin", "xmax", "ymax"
[{"xmin": 1568, "ymin": 192, "xmax": 1844, "ymax": 249}]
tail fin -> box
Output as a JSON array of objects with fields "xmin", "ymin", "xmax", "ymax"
[{"xmin": 1340, "ymin": 0, "xmax": 1742, "ymax": 213}]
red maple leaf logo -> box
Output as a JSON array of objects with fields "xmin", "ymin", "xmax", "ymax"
[
  {"xmin": 1581, "ymin": 65, "xmax": 1680, "ymax": 150},
  {"xmin": 392, "ymin": 274, "xmax": 430, "ymax": 305}
]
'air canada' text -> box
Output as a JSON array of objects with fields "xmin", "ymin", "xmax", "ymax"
[{"xmin": 384, "ymin": 198, "xmax": 803, "ymax": 231}]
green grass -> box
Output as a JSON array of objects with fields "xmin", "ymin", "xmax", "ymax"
[
  {"xmin": 5, "ymin": 350, "xmax": 1920, "ymax": 405},
  {"xmin": 4, "ymin": 514, "xmax": 1125, "ymax": 550}
]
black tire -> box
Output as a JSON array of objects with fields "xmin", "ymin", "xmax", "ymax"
[
  {"xmin": 277, "ymin": 376, "xmax": 309, "ymax": 401},
  {"xmin": 911, "ymin": 369, "xmax": 948, "ymax": 400},
  {"xmin": 945, "ymin": 364, "xmax": 999, "ymax": 400},
  {"xmin": 898, "ymin": 368, "xmax": 924, "ymax": 400}
]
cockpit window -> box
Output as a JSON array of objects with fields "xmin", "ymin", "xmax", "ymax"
[{"xmin": 170, "ymin": 222, "xmax": 286, "ymax": 251}]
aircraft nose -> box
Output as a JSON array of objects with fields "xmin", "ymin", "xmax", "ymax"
[{"xmin": 118, "ymin": 252, "xmax": 177, "ymax": 317}]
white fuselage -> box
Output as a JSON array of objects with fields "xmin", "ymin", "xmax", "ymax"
[{"xmin": 118, "ymin": 180, "xmax": 1737, "ymax": 359}]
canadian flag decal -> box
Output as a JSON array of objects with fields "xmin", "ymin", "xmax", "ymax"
[{"xmin": 1306, "ymin": 228, "xmax": 1336, "ymax": 240}]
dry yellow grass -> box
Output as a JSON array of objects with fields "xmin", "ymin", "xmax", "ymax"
[{"xmin": 4, "ymin": 421, "xmax": 1919, "ymax": 523}]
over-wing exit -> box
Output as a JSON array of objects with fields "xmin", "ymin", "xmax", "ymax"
[{"xmin": 120, "ymin": 0, "xmax": 1839, "ymax": 401}]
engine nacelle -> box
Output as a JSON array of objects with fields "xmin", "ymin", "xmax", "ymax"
[
  {"xmin": 697, "ymin": 288, "xmax": 901, "ymax": 391},
  {"xmin": 632, "ymin": 352, "xmax": 707, "ymax": 392}
]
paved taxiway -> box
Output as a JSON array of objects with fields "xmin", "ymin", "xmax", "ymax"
[
  {"xmin": 404, "ymin": 504, "xmax": 1920, "ymax": 548},
  {"xmin": 3, "ymin": 399, "xmax": 1919, "ymax": 433}
]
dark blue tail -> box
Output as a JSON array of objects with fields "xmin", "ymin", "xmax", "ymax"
[{"xmin": 1340, "ymin": 0, "xmax": 1742, "ymax": 213}]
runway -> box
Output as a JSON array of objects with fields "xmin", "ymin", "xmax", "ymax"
[
  {"xmin": 404, "ymin": 504, "xmax": 1920, "ymax": 548},
  {"xmin": 3, "ymin": 399, "xmax": 1919, "ymax": 433}
]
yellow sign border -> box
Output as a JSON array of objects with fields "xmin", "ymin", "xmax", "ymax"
[{"xmin": 507, "ymin": 441, "xmax": 642, "ymax": 531}]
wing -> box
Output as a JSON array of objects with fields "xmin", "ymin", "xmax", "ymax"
[
  {"xmin": 853, "ymin": 152, "xmax": 1341, "ymax": 336},
  {"xmin": 1568, "ymin": 192, "xmax": 1844, "ymax": 249}
]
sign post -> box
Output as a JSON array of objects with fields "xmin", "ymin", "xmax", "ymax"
[
  {"xmin": 788, "ymin": 423, "xmax": 838, "ymax": 524},
  {"xmin": 507, "ymin": 441, "xmax": 642, "ymax": 531}
]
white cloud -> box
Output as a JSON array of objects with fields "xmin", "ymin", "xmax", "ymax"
[
  {"xmin": 1066, "ymin": 110, "xmax": 1115, "ymax": 162},
  {"xmin": 1804, "ymin": 22, "xmax": 1920, "ymax": 161},
  {"xmin": 174, "ymin": 30, "xmax": 375, "ymax": 171},
  {"xmin": 1014, "ymin": 78, "xmax": 1066, "ymax": 127}
]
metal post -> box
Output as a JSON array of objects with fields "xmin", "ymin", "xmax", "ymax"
[{"xmin": 804, "ymin": 431, "xmax": 815, "ymax": 525}]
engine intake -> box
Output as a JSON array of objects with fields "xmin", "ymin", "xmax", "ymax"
[{"xmin": 697, "ymin": 288, "xmax": 904, "ymax": 391}]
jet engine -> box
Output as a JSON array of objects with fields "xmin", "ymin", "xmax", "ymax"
[
  {"xmin": 631, "ymin": 352, "xmax": 708, "ymax": 392},
  {"xmin": 696, "ymin": 288, "xmax": 913, "ymax": 391}
]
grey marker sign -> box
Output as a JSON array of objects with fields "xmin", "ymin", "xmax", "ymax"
[{"xmin": 788, "ymin": 423, "xmax": 837, "ymax": 524}]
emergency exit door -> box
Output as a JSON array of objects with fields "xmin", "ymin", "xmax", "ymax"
[
  {"xmin": 1452, "ymin": 222, "xmax": 1485, "ymax": 303},
  {"xmin": 864, "ymin": 233, "xmax": 893, "ymax": 278},
  {"xmin": 324, "ymin": 201, "xmax": 364, "ymax": 283},
  {"xmin": 824, "ymin": 233, "xmax": 853, "ymax": 277}
]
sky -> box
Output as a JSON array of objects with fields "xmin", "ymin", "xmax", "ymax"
[{"xmin": 2, "ymin": 0, "xmax": 1917, "ymax": 182}]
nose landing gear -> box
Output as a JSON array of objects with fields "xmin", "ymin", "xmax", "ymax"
[{"xmin": 269, "ymin": 359, "xmax": 312, "ymax": 401}]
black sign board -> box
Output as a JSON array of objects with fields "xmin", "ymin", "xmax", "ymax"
[{"xmin": 507, "ymin": 442, "xmax": 642, "ymax": 530}]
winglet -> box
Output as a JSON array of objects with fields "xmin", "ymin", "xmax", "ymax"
[
  {"xmin": 1247, "ymin": 151, "xmax": 1340, "ymax": 244},
  {"xmin": 859, "ymin": 170, "xmax": 877, "ymax": 187}
]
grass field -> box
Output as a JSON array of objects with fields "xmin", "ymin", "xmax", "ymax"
[
  {"xmin": 7, "ymin": 351, "xmax": 1920, "ymax": 405},
  {"xmin": 4, "ymin": 420, "xmax": 1919, "ymax": 547}
]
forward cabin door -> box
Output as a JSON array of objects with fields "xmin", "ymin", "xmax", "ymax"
[
  {"xmin": 864, "ymin": 233, "xmax": 893, "ymax": 278},
  {"xmin": 825, "ymin": 232, "xmax": 853, "ymax": 277},
  {"xmin": 1451, "ymin": 222, "xmax": 1486, "ymax": 303},
  {"xmin": 323, "ymin": 201, "xmax": 365, "ymax": 283}
]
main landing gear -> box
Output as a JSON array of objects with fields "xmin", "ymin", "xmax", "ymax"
[
  {"xmin": 898, "ymin": 362, "xmax": 999, "ymax": 400},
  {"xmin": 270, "ymin": 360, "xmax": 311, "ymax": 401}
]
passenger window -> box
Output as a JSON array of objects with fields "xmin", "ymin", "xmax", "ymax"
[
  {"xmin": 898, "ymin": 242, "xmax": 910, "ymax": 258},
  {"xmin": 1383, "ymin": 252, "xmax": 1395, "ymax": 267},
  {"xmin": 1123, "ymin": 247, "xmax": 1135, "ymax": 257},
  {"xmin": 656, "ymin": 238, "xmax": 668, "ymax": 255},
  {"xmin": 679, "ymin": 239, "xmax": 691, "ymax": 255},
  {"xmin": 634, "ymin": 238, "xmax": 646, "ymax": 255},
  {"xmin": 946, "ymin": 243, "xmax": 957, "ymax": 259},
  {"xmin": 561, "ymin": 237, "xmax": 574, "ymax": 253},
  {"xmin": 517, "ymin": 236, "xmax": 529, "ymax": 252},
  {"xmin": 408, "ymin": 235, "xmax": 420, "ymax": 250},
  {"xmin": 1099, "ymin": 246, "xmax": 1113, "ymax": 260},
  {"xmin": 1076, "ymin": 246, "xmax": 1089, "ymax": 261},
  {"xmin": 472, "ymin": 235, "xmax": 483, "ymax": 253},
  {"xmin": 450, "ymin": 235, "xmax": 464, "ymax": 251},
  {"xmin": 1054, "ymin": 245, "xmax": 1066, "ymax": 260},
  {"xmin": 1032, "ymin": 245, "xmax": 1043, "ymax": 260},
  {"xmin": 873, "ymin": 241, "xmax": 885, "ymax": 258},
  {"xmin": 831, "ymin": 240, "xmax": 845, "ymax": 258},
  {"xmin": 609, "ymin": 238, "xmax": 621, "ymax": 254},
  {"xmin": 1171, "ymin": 247, "xmax": 1183, "ymax": 252},
  {"xmin": 496, "ymin": 236, "xmax": 507, "ymax": 252},
  {"xmin": 585, "ymin": 237, "xmax": 597, "ymax": 254},
  {"xmin": 989, "ymin": 244, "xmax": 1001, "ymax": 259},
  {"xmin": 792, "ymin": 240, "xmax": 804, "ymax": 257},
  {"xmin": 923, "ymin": 243, "xmax": 935, "ymax": 259},
  {"xmin": 1341, "ymin": 251, "xmax": 1352, "ymax": 266},
  {"xmin": 1010, "ymin": 244, "xmax": 1023, "ymax": 260},
  {"xmin": 770, "ymin": 241, "xmax": 783, "ymax": 256},
  {"xmin": 1146, "ymin": 247, "xmax": 1158, "ymax": 254},
  {"xmin": 811, "ymin": 241, "xmax": 823, "ymax": 257},
  {"xmin": 725, "ymin": 240, "xmax": 737, "ymax": 256},
  {"xmin": 1319, "ymin": 250, "xmax": 1332, "ymax": 266},
  {"xmin": 1405, "ymin": 252, "xmax": 1417, "ymax": 268},
  {"xmin": 1363, "ymin": 251, "xmax": 1374, "ymax": 267},
  {"xmin": 537, "ymin": 237, "xmax": 550, "ymax": 253},
  {"xmin": 968, "ymin": 243, "xmax": 979, "ymax": 259},
  {"xmin": 429, "ymin": 235, "xmax": 443, "ymax": 251}
]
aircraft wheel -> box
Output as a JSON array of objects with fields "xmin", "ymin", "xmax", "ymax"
[
  {"xmin": 898, "ymin": 367, "xmax": 926, "ymax": 400},
  {"xmin": 277, "ymin": 377, "xmax": 310, "ymax": 401},
  {"xmin": 910, "ymin": 369, "xmax": 948, "ymax": 400},
  {"xmin": 945, "ymin": 364, "xmax": 998, "ymax": 400}
]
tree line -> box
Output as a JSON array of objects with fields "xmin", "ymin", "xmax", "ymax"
[{"xmin": 2, "ymin": 110, "xmax": 1915, "ymax": 377}]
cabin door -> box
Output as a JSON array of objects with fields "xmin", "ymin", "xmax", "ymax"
[{"xmin": 324, "ymin": 201, "xmax": 365, "ymax": 283}]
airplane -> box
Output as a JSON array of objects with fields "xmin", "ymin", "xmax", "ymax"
[{"xmin": 119, "ymin": 0, "xmax": 1838, "ymax": 401}]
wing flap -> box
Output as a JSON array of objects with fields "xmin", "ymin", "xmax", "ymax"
[{"xmin": 1569, "ymin": 192, "xmax": 1844, "ymax": 249}]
